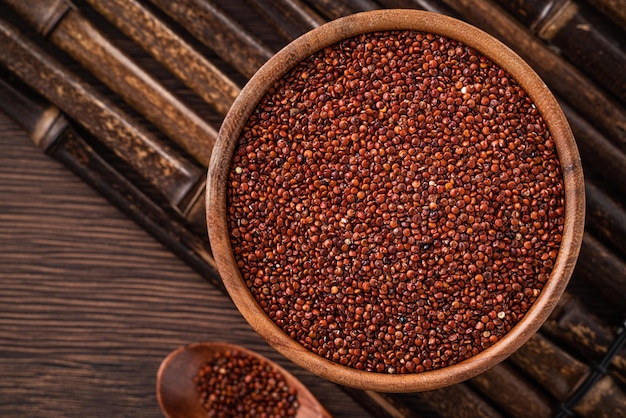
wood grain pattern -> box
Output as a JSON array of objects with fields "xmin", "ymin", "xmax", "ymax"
[
  {"xmin": 0, "ymin": 17, "xmax": 203, "ymax": 216},
  {"xmin": 148, "ymin": 0, "xmax": 274, "ymax": 79},
  {"xmin": 0, "ymin": 113, "xmax": 371, "ymax": 418},
  {"xmin": 86, "ymin": 0, "xmax": 241, "ymax": 117}
]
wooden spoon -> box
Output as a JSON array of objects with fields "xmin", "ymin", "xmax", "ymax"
[{"xmin": 156, "ymin": 342, "xmax": 331, "ymax": 417}]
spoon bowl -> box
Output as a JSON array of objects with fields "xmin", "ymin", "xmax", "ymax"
[{"xmin": 156, "ymin": 342, "xmax": 331, "ymax": 418}]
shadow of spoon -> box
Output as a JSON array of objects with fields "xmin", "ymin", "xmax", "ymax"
[{"xmin": 157, "ymin": 342, "xmax": 331, "ymax": 417}]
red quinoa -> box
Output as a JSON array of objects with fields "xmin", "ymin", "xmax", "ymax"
[
  {"xmin": 227, "ymin": 31, "xmax": 565, "ymax": 373},
  {"xmin": 194, "ymin": 349, "xmax": 299, "ymax": 417}
]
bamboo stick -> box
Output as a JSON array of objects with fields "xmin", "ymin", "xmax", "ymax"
[
  {"xmin": 341, "ymin": 388, "xmax": 414, "ymax": 418},
  {"xmin": 470, "ymin": 363, "xmax": 553, "ymax": 418},
  {"xmin": 493, "ymin": 0, "xmax": 626, "ymax": 103},
  {"xmin": 0, "ymin": 68, "xmax": 221, "ymax": 288},
  {"xmin": 376, "ymin": 0, "xmax": 457, "ymax": 16},
  {"xmin": 305, "ymin": 0, "xmax": 379, "ymax": 20},
  {"xmin": 6, "ymin": 0, "xmax": 218, "ymax": 168},
  {"xmin": 245, "ymin": 0, "xmax": 324, "ymax": 42},
  {"xmin": 585, "ymin": 181, "xmax": 626, "ymax": 259},
  {"xmin": 574, "ymin": 233, "xmax": 626, "ymax": 308},
  {"xmin": 511, "ymin": 333, "xmax": 589, "ymax": 400},
  {"xmin": 510, "ymin": 332, "xmax": 626, "ymax": 416},
  {"xmin": 0, "ymin": 16, "xmax": 205, "ymax": 225},
  {"xmin": 544, "ymin": 293, "xmax": 626, "ymax": 384},
  {"xmin": 559, "ymin": 100, "xmax": 626, "ymax": 200},
  {"xmin": 586, "ymin": 0, "xmax": 626, "ymax": 28},
  {"xmin": 417, "ymin": 383, "xmax": 503, "ymax": 418},
  {"xmin": 86, "ymin": 0, "xmax": 240, "ymax": 118},
  {"xmin": 148, "ymin": 0, "xmax": 273, "ymax": 79},
  {"xmin": 571, "ymin": 375, "xmax": 626, "ymax": 417}
]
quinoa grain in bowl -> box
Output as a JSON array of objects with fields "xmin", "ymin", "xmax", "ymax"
[{"xmin": 227, "ymin": 30, "xmax": 564, "ymax": 374}]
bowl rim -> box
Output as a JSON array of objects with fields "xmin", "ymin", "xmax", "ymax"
[{"xmin": 206, "ymin": 9, "xmax": 585, "ymax": 392}]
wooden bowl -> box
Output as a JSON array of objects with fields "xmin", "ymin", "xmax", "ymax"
[
  {"xmin": 156, "ymin": 342, "xmax": 330, "ymax": 417},
  {"xmin": 206, "ymin": 9, "xmax": 585, "ymax": 392}
]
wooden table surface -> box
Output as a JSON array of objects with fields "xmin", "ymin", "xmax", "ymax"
[{"xmin": 0, "ymin": 112, "xmax": 371, "ymax": 417}]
